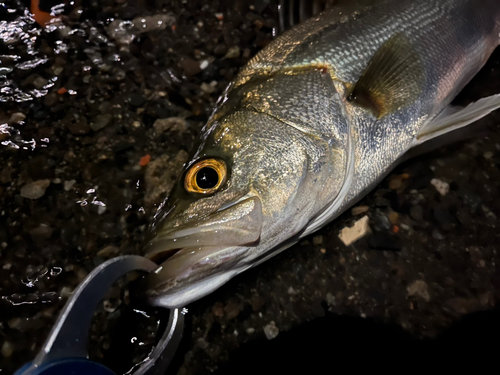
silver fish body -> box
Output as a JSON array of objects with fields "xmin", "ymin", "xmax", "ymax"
[{"xmin": 144, "ymin": 0, "xmax": 500, "ymax": 308}]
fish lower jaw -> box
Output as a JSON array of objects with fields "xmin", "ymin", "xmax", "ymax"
[{"xmin": 146, "ymin": 269, "xmax": 241, "ymax": 308}]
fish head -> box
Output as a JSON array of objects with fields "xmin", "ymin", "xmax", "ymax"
[{"xmin": 143, "ymin": 109, "xmax": 348, "ymax": 308}]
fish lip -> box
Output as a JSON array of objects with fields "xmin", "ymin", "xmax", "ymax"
[{"xmin": 144, "ymin": 195, "xmax": 263, "ymax": 262}]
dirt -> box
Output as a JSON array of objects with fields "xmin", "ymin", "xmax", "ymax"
[{"xmin": 1, "ymin": 1, "xmax": 499, "ymax": 374}]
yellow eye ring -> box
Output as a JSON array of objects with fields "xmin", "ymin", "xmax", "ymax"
[{"xmin": 184, "ymin": 158, "xmax": 227, "ymax": 194}]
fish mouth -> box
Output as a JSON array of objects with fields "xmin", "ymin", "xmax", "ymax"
[{"xmin": 141, "ymin": 196, "xmax": 262, "ymax": 307}]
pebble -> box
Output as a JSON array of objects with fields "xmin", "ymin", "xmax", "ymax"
[
  {"xmin": 432, "ymin": 229, "xmax": 445, "ymax": 240},
  {"xmin": 68, "ymin": 120, "xmax": 91, "ymax": 135},
  {"xmin": 20, "ymin": 180, "xmax": 51, "ymax": 199},
  {"xmin": 153, "ymin": 117, "xmax": 186, "ymax": 134},
  {"xmin": 9, "ymin": 112, "xmax": 26, "ymax": 124},
  {"xmin": 224, "ymin": 46, "xmax": 240, "ymax": 59},
  {"xmin": 1, "ymin": 341, "xmax": 14, "ymax": 358},
  {"xmin": 430, "ymin": 178, "xmax": 449, "ymax": 196},
  {"xmin": 90, "ymin": 113, "xmax": 112, "ymax": 131},
  {"xmin": 64, "ymin": 180, "xmax": 76, "ymax": 191},
  {"xmin": 212, "ymin": 302, "xmax": 224, "ymax": 317},
  {"xmin": 200, "ymin": 82, "xmax": 216, "ymax": 94},
  {"xmin": 29, "ymin": 224, "xmax": 53, "ymax": 239},
  {"xmin": 351, "ymin": 205, "xmax": 369, "ymax": 216},
  {"xmin": 483, "ymin": 151, "xmax": 494, "ymax": 159},
  {"xmin": 263, "ymin": 321, "xmax": 279, "ymax": 340},
  {"xmin": 96, "ymin": 245, "xmax": 119, "ymax": 258},
  {"xmin": 409, "ymin": 205, "xmax": 424, "ymax": 221},
  {"xmin": 181, "ymin": 58, "xmax": 201, "ymax": 76},
  {"xmin": 128, "ymin": 93, "xmax": 146, "ymax": 107},
  {"xmin": 246, "ymin": 327, "xmax": 255, "ymax": 334},
  {"xmin": 312, "ymin": 235, "xmax": 323, "ymax": 246},
  {"xmin": 338, "ymin": 216, "xmax": 370, "ymax": 246},
  {"xmin": 407, "ymin": 280, "xmax": 430, "ymax": 302},
  {"xmin": 388, "ymin": 211, "xmax": 399, "ymax": 225},
  {"xmin": 223, "ymin": 302, "xmax": 240, "ymax": 320}
]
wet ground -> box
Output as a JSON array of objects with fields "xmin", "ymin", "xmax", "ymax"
[{"xmin": 1, "ymin": 1, "xmax": 499, "ymax": 374}]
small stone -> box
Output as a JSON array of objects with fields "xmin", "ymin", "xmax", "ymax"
[
  {"xmin": 33, "ymin": 76, "xmax": 48, "ymax": 89},
  {"xmin": 1, "ymin": 341, "xmax": 14, "ymax": 357},
  {"xmin": 351, "ymin": 206, "xmax": 369, "ymax": 216},
  {"xmin": 410, "ymin": 205, "xmax": 424, "ymax": 221},
  {"xmin": 483, "ymin": 151, "xmax": 494, "ymax": 159},
  {"xmin": 60, "ymin": 286, "xmax": 73, "ymax": 298},
  {"xmin": 9, "ymin": 112, "xmax": 26, "ymax": 124},
  {"xmin": 64, "ymin": 180, "xmax": 76, "ymax": 191},
  {"xmin": 223, "ymin": 302, "xmax": 240, "ymax": 320},
  {"xmin": 128, "ymin": 93, "xmax": 146, "ymax": 107},
  {"xmin": 196, "ymin": 338, "xmax": 209, "ymax": 350},
  {"xmin": 224, "ymin": 46, "xmax": 240, "ymax": 59},
  {"xmin": 388, "ymin": 211, "xmax": 399, "ymax": 225},
  {"xmin": 181, "ymin": 58, "xmax": 201, "ymax": 76},
  {"xmin": 430, "ymin": 178, "xmax": 449, "ymax": 196},
  {"xmin": 20, "ymin": 180, "xmax": 51, "ymax": 199},
  {"xmin": 29, "ymin": 224, "xmax": 53, "ymax": 239},
  {"xmin": 263, "ymin": 321, "xmax": 279, "ymax": 340},
  {"xmin": 153, "ymin": 117, "xmax": 186, "ymax": 134},
  {"xmin": 407, "ymin": 280, "xmax": 430, "ymax": 302},
  {"xmin": 432, "ymin": 229, "xmax": 445, "ymax": 240},
  {"xmin": 200, "ymin": 82, "xmax": 216, "ymax": 94},
  {"xmin": 246, "ymin": 327, "xmax": 255, "ymax": 334},
  {"xmin": 96, "ymin": 245, "xmax": 119, "ymax": 258},
  {"xmin": 90, "ymin": 114, "xmax": 112, "ymax": 131},
  {"xmin": 67, "ymin": 120, "xmax": 91, "ymax": 135},
  {"xmin": 199, "ymin": 60, "xmax": 209, "ymax": 70},
  {"xmin": 312, "ymin": 235, "xmax": 323, "ymax": 246},
  {"xmin": 102, "ymin": 299, "xmax": 121, "ymax": 312},
  {"xmin": 212, "ymin": 302, "xmax": 224, "ymax": 317},
  {"xmin": 338, "ymin": 216, "xmax": 370, "ymax": 246}
]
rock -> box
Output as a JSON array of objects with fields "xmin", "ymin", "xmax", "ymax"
[
  {"xmin": 181, "ymin": 58, "xmax": 201, "ymax": 76},
  {"xmin": 338, "ymin": 216, "xmax": 370, "ymax": 246},
  {"xmin": 351, "ymin": 205, "xmax": 369, "ymax": 216},
  {"xmin": 246, "ymin": 327, "xmax": 255, "ymax": 334},
  {"xmin": 224, "ymin": 46, "xmax": 240, "ymax": 59},
  {"xmin": 430, "ymin": 178, "xmax": 449, "ymax": 196},
  {"xmin": 29, "ymin": 224, "xmax": 53, "ymax": 239},
  {"xmin": 263, "ymin": 321, "xmax": 279, "ymax": 340},
  {"xmin": 407, "ymin": 280, "xmax": 430, "ymax": 302},
  {"xmin": 128, "ymin": 93, "xmax": 146, "ymax": 107},
  {"xmin": 64, "ymin": 180, "xmax": 76, "ymax": 191},
  {"xmin": 9, "ymin": 112, "xmax": 26, "ymax": 124},
  {"xmin": 410, "ymin": 205, "xmax": 424, "ymax": 221},
  {"xmin": 153, "ymin": 117, "xmax": 186, "ymax": 134},
  {"xmin": 388, "ymin": 211, "xmax": 399, "ymax": 225},
  {"xmin": 432, "ymin": 229, "xmax": 445, "ymax": 240},
  {"xmin": 212, "ymin": 302, "xmax": 224, "ymax": 317},
  {"xmin": 200, "ymin": 82, "xmax": 217, "ymax": 94},
  {"xmin": 90, "ymin": 114, "xmax": 113, "ymax": 131},
  {"xmin": 312, "ymin": 235, "xmax": 323, "ymax": 246},
  {"xmin": 483, "ymin": 151, "xmax": 494, "ymax": 159},
  {"xmin": 67, "ymin": 120, "xmax": 91, "ymax": 135},
  {"xmin": 1, "ymin": 341, "xmax": 13, "ymax": 358},
  {"xmin": 223, "ymin": 302, "xmax": 240, "ymax": 320},
  {"xmin": 132, "ymin": 14, "xmax": 175, "ymax": 33},
  {"xmin": 20, "ymin": 179, "xmax": 51, "ymax": 199},
  {"xmin": 96, "ymin": 245, "xmax": 119, "ymax": 258},
  {"xmin": 144, "ymin": 150, "xmax": 189, "ymax": 205}
]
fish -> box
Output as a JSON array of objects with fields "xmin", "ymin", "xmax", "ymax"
[{"xmin": 142, "ymin": 0, "xmax": 500, "ymax": 308}]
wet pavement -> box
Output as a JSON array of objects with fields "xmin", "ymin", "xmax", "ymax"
[{"xmin": 1, "ymin": 1, "xmax": 499, "ymax": 374}]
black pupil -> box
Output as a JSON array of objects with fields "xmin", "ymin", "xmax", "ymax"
[{"xmin": 196, "ymin": 167, "xmax": 219, "ymax": 189}]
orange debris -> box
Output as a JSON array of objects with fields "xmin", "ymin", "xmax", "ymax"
[
  {"xmin": 57, "ymin": 87, "xmax": 67, "ymax": 95},
  {"xmin": 139, "ymin": 154, "xmax": 151, "ymax": 167}
]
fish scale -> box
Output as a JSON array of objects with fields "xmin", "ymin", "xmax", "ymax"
[{"xmin": 143, "ymin": 0, "xmax": 500, "ymax": 308}]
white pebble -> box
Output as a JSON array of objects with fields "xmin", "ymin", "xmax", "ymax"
[
  {"xmin": 430, "ymin": 178, "xmax": 449, "ymax": 196},
  {"xmin": 263, "ymin": 321, "xmax": 279, "ymax": 340},
  {"xmin": 338, "ymin": 216, "xmax": 370, "ymax": 246}
]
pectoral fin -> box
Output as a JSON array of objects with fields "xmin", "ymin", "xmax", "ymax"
[
  {"xmin": 347, "ymin": 33, "xmax": 424, "ymax": 118},
  {"xmin": 415, "ymin": 94, "xmax": 500, "ymax": 146}
]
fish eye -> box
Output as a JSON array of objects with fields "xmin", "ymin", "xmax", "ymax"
[{"xmin": 184, "ymin": 158, "xmax": 227, "ymax": 194}]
